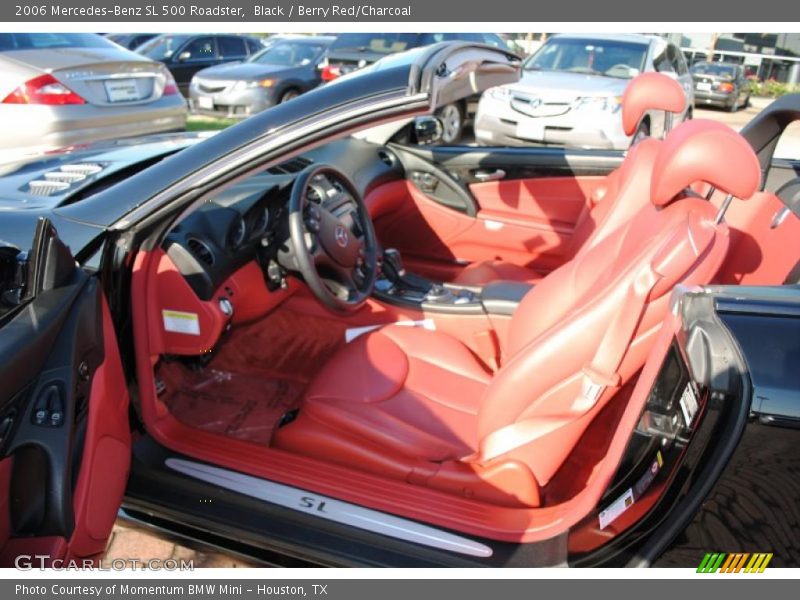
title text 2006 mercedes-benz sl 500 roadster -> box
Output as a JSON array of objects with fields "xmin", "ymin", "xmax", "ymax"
[{"xmin": 0, "ymin": 42, "xmax": 798, "ymax": 567}]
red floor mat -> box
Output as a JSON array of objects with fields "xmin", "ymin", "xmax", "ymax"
[
  {"xmin": 158, "ymin": 363, "xmax": 305, "ymax": 446},
  {"xmin": 156, "ymin": 309, "xmax": 348, "ymax": 446}
]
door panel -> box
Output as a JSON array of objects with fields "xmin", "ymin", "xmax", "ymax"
[
  {"xmin": 0, "ymin": 223, "xmax": 129, "ymax": 566},
  {"xmin": 381, "ymin": 145, "xmax": 624, "ymax": 280},
  {"xmin": 470, "ymin": 176, "xmax": 606, "ymax": 226}
]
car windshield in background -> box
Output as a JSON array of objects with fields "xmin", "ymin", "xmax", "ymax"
[
  {"xmin": 690, "ymin": 63, "xmax": 737, "ymax": 78},
  {"xmin": 524, "ymin": 38, "xmax": 649, "ymax": 79},
  {"xmin": 329, "ymin": 33, "xmax": 419, "ymax": 54},
  {"xmin": 0, "ymin": 33, "xmax": 114, "ymax": 51},
  {"xmin": 137, "ymin": 35, "xmax": 191, "ymax": 61},
  {"xmin": 249, "ymin": 42, "xmax": 325, "ymax": 66}
]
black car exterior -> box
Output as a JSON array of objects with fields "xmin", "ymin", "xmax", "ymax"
[
  {"xmin": 135, "ymin": 34, "xmax": 266, "ymax": 96},
  {"xmin": 188, "ymin": 36, "xmax": 335, "ymax": 118},
  {"xmin": 0, "ymin": 45, "xmax": 798, "ymax": 568}
]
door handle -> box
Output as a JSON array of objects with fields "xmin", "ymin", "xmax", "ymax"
[{"xmin": 473, "ymin": 169, "xmax": 506, "ymax": 182}]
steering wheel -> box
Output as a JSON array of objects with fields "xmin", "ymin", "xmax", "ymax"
[{"xmin": 285, "ymin": 164, "xmax": 378, "ymax": 313}]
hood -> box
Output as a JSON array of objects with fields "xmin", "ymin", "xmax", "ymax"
[
  {"xmin": 196, "ymin": 62, "xmax": 298, "ymax": 81},
  {"xmin": 2, "ymin": 46, "xmax": 153, "ymax": 72},
  {"xmin": 509, "ymin": 69, "xmax": 630, "ymax": 100},
  {"xmin": 0, "ymin": 132, "xmax": 208, "ymax": 210}
]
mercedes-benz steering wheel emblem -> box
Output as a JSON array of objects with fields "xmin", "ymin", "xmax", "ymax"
[{"xmin": 334, "ymin": 225, "xmax": 349, "ymax": 248}]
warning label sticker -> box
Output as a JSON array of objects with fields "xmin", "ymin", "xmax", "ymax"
[{"xmin": 162, "ymin": 310, "xmax": 201, "ymax": 336}]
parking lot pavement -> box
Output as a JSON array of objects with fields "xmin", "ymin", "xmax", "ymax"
[
  {"xmin": 105, "ymin": 521, "xmax": 260, "ymax": 568},
  {"xmin": 694, "ymin": 97, "xmax": 800, "ymax": 158}
]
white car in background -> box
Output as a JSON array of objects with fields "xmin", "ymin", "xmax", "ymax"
[
  {"xmin": 0, "ymin": 33, "xmax": 186, "ymax": 161},
  {"xmin": 475, "ymin": 33, "xmax": 694, "ymax": 149}
]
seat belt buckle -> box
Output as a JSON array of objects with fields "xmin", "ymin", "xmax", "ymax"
[{"xmin": 575, "ymin": 365, "xmax": 621, "ymax": 411}]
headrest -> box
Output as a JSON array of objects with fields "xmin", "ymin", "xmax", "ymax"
[
  {"xmin": 650, "ymin": 119, "xmax": 761, "ymax": 208},
  {"xmin": 621, "ymin": 73, "xmax": 686, "ymax": 136}
]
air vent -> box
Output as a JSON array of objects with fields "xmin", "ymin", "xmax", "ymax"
[
  {"xmin": 60, "ymin": 163, "xmax": 103, "ymax": 175},
  {"xmin": 377, "ymin": 149, "xmax": 396, "ymax": 167},
  {"xmin": 266, "ymin": 156, "xmax": 313, "ymax": 175},
  {"xmin": 27, "ymin": 180, "xmax": 70, "ymax": 196},
  {"xmin": 44, "ymin": 171, "xmax": 86, "ymax": 183},
  {"xmin": 23, "ymin": 162, "xmax": 106, "ymax": 196},
  {"xmin": 186, "ymin": 238, "xmax": 215, "ymax": 266}
]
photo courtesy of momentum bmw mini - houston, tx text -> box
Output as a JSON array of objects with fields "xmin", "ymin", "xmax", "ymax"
[{"xmin": 0, "ymin": 0, "xmax": 798, "ymax": 594}]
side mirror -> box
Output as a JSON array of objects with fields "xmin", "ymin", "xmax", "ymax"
[
  {"xmin": 413, "ymin": 116, "xmax": 444, "ymax": 146},
  {"xmin": 177, "ymin": 51, "xmax": 192, "ymax": 62}
]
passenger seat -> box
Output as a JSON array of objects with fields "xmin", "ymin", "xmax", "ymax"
[{"xmin": 453, "ymin": 72, "xmax": 687, "ymax": 286}]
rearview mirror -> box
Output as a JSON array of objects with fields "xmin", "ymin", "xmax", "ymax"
[
  {"xmin": 413, "ymin": 116, "xmax": 444, "ymax": 146},
  {"xmin": 177, "ymin": 51, "xmax": 192, "ymax": 62}
]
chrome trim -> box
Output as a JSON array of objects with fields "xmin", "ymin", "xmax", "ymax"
[
  {"xmin": 74, "ymin": 72, "xmax": 161, "ymax": 81},
  {"xmin": 165, "ymin": 458, "xmax": 493, "ymax": 558}
]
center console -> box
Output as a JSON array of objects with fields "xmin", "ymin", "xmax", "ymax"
[{"xmin": 373, "ymin": 248, "xmax": 533, "ymax": 316}]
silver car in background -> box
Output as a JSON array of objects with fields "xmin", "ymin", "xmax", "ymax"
[
  {"xmin": 0, "ymin": 33, "xmax": 186, "ymax": 161},
  {"xmin": 475, "ymin": 33, "xmax": 694, "ymax": 149}
]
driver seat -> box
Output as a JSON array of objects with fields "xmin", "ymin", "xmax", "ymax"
[
  {"xmin": 453, "ymin": 72, "xmax": 687, "ymax": 286},
  {"xmin": 273, "ymin": 120, "xmax": 761, "ymax": 507}
]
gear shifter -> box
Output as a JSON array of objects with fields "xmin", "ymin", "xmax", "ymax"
[
  {"xmin": 380, "ymin": 248, "xmax": 431, "ymax": 292},
  {"xmin": 382, "ymin": 248, "xmax": 406, "ymax": 279}
]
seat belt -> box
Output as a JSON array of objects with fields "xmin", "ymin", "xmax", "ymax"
[
  {"xmin": 480, "ymin": 214, "xmax": 719, "ymax": 464},
  {"xmin": 576, "ymin": 214, "xmax": 717, "ymax": 412},
  {"xmin": 575, "ymin": 264, "xmax": 661, "ymax": 412}
]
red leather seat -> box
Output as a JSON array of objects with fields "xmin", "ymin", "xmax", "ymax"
[
  {"xmin": 273, "ymin": 120, "xmax": 761, "ymax": 508},
  {"xmin": 453, "ymin": 72, "xmax": 687, "ymax": 286}
]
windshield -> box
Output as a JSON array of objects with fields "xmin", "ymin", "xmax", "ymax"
[
  {"xmin": 691, "ymin": 63, "xmax": 737, "ymax": 78},
  {"xmin": 329, "ymin": 33, "xmax": 419, "ymax": 55},
  {"xmin": 524, "ymin": 38, "xmax": 648, "ymax": 79},
  {"xmin": 137, "ymin": 35, "xmax": 191, "ymax": 61},
  {"xmin": 249, "ymin": 41, "xmax": 326, "ymax": 66},
  {"xmin": 0, "ymin": 33, "xmax": 115, "ymax": 51}
]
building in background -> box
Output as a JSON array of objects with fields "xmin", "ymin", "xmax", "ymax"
[{"xmin": 662, "ymin": 33, "xmax": 800, "ymax": 84}]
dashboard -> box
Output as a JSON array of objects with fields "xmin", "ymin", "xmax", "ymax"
[{"xmin": 163, "ymin": 138, "xmax": 404, "ymax": 301}]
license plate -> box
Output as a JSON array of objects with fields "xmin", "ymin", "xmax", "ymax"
[
  {"xmin": 197, "ymin": 95, "xmax": 214, "ymax": 110},
  {"xmin": 104, "ymin": 79, "xmax": 141, "ymax": 102},
  {"xmin": 516, "ymin": 120, "xmax": 545, "ymax": 141},
  {"xmin": 696, "ymin": 82, "xmax": 712, "ymax": 92}
]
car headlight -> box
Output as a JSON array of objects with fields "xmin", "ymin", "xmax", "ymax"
[
  {"xmin": 233, "ymin": 79, "xmax": 276, "ymax": 90},
  {"xmin": 485, "ymin": 86, "xmax": 510, "ymax": 101},
  {"xmin": 573, "ymin": 95, "xmax": 622, "ymax": 113}
]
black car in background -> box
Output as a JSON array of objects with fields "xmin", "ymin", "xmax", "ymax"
[
  {"xmin": 690, "ymin": 62, "xmax": 751, "ymax": 111},
  {"xmin": 188, "ymin": 36, "xmax": 335, "ymax": 118},
  {"xmin": 135, "ymin": 34, "xmax": 266, "ymax": 96},
  {"xmin": 104, "ymin": 33, "xmax": 158, "ymax": 50},
  {"xmin": 319, "ymin": 32, "xmax": 513, "ymax": 143}
]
